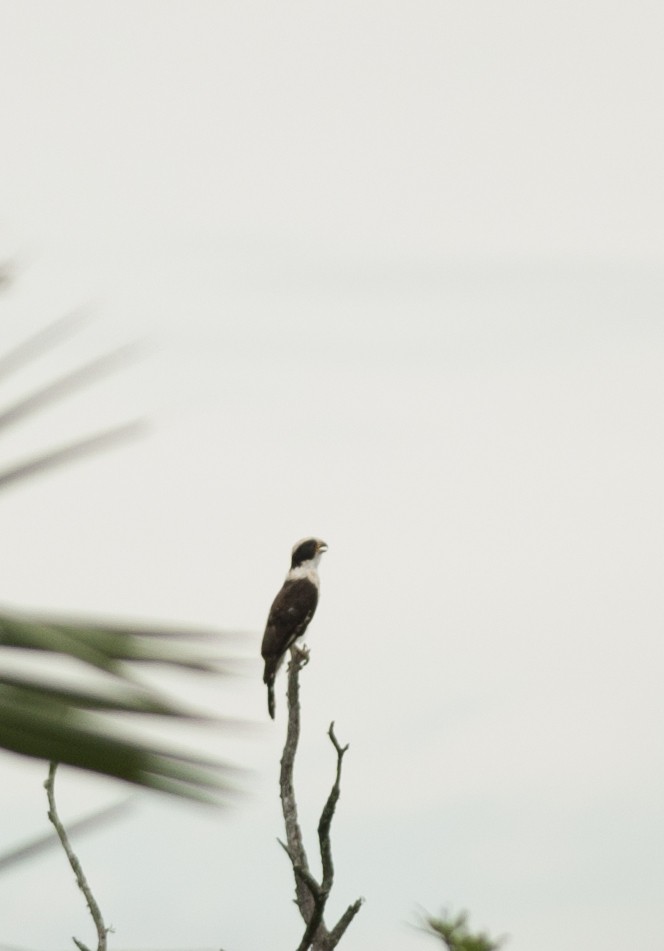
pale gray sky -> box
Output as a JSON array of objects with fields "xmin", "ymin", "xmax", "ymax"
[{"xmin": 0, "ymin": 3, "xmax": 663, "ymax": 951}]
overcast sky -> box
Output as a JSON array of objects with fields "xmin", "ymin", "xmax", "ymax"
[{"xmin": 0, "ymin": 3, "xmax": 663, "ymax": 951}]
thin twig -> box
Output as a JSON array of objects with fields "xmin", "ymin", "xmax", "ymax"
[
  {"xmin": 279, "ymin": 647, "xmax": 363, "ymax": 951},
  {"xmin": 45, "ymin": 763, "xmax": 108, "ymax": 951},
  {"xmin": 318, "ymin": 722, "xmax": 349, "ymax": 893},
  {"xmin": 326, "ymin": 899, "xmax": 365, "ymax": 947}
]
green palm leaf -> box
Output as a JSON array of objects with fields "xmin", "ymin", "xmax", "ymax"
[
  {"xmin": 0, "ymin": 305, "xmax": 244, "ymax": 801},
  {"xmin": 0, "ymin": 611, "xmax": 233, "ymax": 675},
  {"xmin": 0, "ymin": 688, "xmax": 230, "ymax": 802}
]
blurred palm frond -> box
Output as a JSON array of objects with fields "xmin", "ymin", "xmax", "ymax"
[
  {"xmin": 0, "ymin": 797, "xmax": 131, "ymax": 875},
  {"xmin": 0, "ymin": 310, "xmax": 242, "ymax": 802}
]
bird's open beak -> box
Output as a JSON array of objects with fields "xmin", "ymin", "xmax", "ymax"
[{"xmin": 318, "ymin": 540, "xmax": 328, "ymax": 553}]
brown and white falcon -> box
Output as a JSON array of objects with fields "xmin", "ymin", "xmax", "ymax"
[{"xmin": 261, "ymin": 537, "xmax": 328, "ymax": 719}]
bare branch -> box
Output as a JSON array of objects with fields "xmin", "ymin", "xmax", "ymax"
[
  {"xmin": 295, "ymin": 885, "xmax": 329, "ymax": 951},
  {"xmin": 318, "ymin": 722, "xmax": 349, "ymax": 893},
  {"xmin": 326, "ymin": 899, "xmax": 365, "ymax": 947},
  {"xmin": 280, "ymin": 646, "xmax": 316, "ymax": 923},
  {"xmin": 278, "ymin": 839, "xmax": 322, "ymax": 902},
  {"xmin": 45, "ymin": 763, "xmax": 108, "ymax": 951},
  {"xmin": 279, "ymin": 647, "xmax": 362, "ymax": 951}
]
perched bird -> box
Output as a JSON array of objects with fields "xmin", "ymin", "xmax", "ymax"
[{"xmin": 261, "ymin": 537, "xmax": 328, "ymax": 719}]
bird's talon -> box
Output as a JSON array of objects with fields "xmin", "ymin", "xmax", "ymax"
[{"xmin": 294, "ymin": 644, "xmax": 310, "ymax": 666}]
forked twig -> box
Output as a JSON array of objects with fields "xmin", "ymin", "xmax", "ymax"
[
  {"xmin": 279, "ymin": 647, "xmax": 363, "ymax": 951},
  {"xmin": 45, "ymin": 763, "xmax": 109, "ymax": 951}
]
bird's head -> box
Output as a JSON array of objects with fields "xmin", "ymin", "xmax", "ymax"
[{"xmin": 291, "ymin": 537, "xmax": 328, "ymax": 569}]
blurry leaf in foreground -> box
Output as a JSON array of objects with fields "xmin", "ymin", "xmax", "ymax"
[
  {"xmin": 0, "ymin": 610, "xmax": 243, "ymax": 803},
  {"xmin": 0, "ymin": 259, "xmax": 13, "ymax": 291},
  {"xmin": 0, "ymin": 340, "xmax": 143, "ymax": 436},
  {"xmin": 0, "ymin": 798, "xmax": 131, "ymax": 875},
  {"xmin": 0, "ymin": 686, "xmax": 234, "ymax": 803},
  {"xmin": 0, "ymin": 421, "xmax": 147, "ymax": 493},
  {"xmin": 0, "ymin": 313, "xmax": 246, "ymax": 801},
  {"xmin": 0, "ymin": 610, "xmax": 235, "ymax": 677},
  {"xmin": 0, "ymin": 309, "xmax": 86, "ymax": 381}
]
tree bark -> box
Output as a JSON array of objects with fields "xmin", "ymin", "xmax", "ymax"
[{"xmin": 278, "ymin": 646, "xmax": 363, "ymax": 951}]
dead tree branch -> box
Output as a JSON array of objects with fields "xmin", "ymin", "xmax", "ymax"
[
  {"xmin": 45, "ymin": 762, "xmax": 109, "ymax": 951},
  {"xmin": 279, "ymin": 646, "xmax": 363, "ymax": 951}
]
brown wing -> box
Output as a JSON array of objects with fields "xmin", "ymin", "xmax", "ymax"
[{"xmin": 261, "ymin": 577, "xmax": 319, "ymax": 672}]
